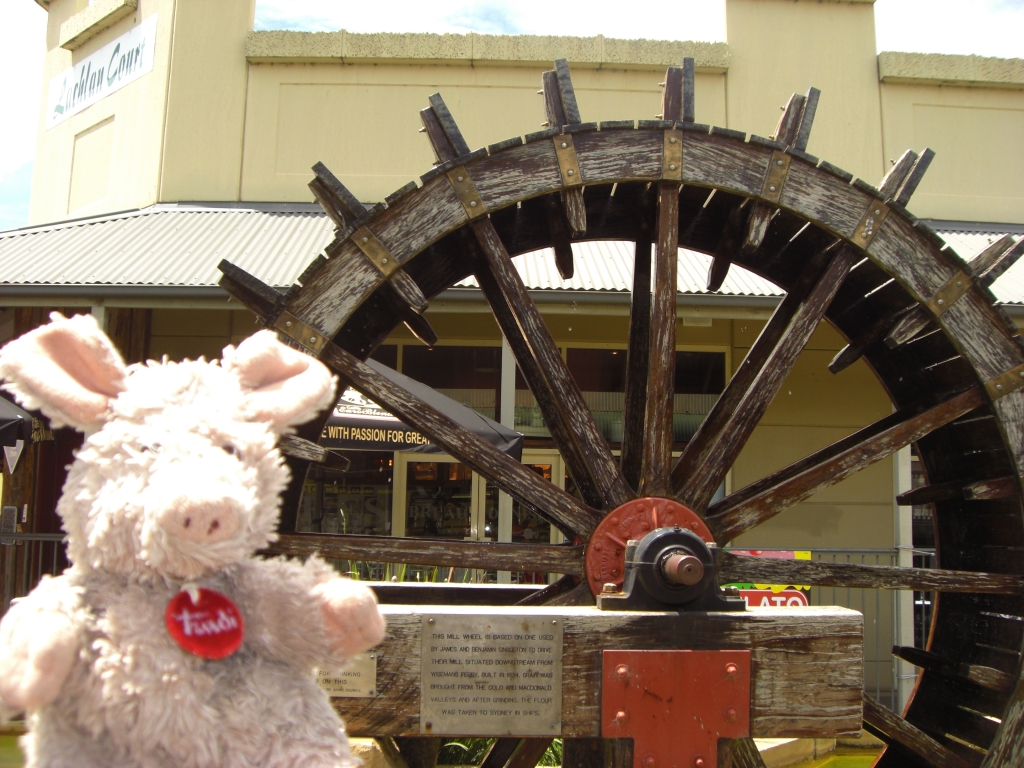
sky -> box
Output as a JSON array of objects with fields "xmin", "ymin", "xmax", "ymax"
[{"xmin": 0, "ymin": 0, "xmax": 1022, "ymax": 231}]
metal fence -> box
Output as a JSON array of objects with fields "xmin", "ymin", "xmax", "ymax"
[
  {"xmin": 1, "ymin": 532, "xmax": 66, "ymax": 616},
  {"xmin": 805, "ymin": 549, "xmax": 902, "ymax": 710}
]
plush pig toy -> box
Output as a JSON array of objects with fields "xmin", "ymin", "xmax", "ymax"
[{"xmin": 0, "ymin": 313, "xmax": 385, "ymax": 768}]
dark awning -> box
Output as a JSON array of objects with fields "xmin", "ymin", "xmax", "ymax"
[
  {"xmin": 0, "ymin": 394, "xmax": 33, "ymax": 448},
  {"xmin": 319, "ymin": 359, "xmax": 523, "ymax": 461}
]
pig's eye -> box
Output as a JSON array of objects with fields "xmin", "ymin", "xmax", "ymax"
[
  {"xmin": 221, "ymin": 444, "xmax": 240, "ymax": 457},
  {"xmin": 139, "ymin": 443, "xmax": 160, "ymax": 453}
]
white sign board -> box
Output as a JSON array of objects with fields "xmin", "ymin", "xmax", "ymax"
[
  {"xmin": 316, "ymin": 653, "xmax": 378, "ymax": 697},
  {"xmin": 46, "ymin": 15, "xmax": 158, "ymax": 129}
]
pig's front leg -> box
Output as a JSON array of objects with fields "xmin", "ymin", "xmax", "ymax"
[
  {"xmin": 236, "ymin": 556, "xmax": 385, "ymax": 668},
  {"xmin": 311, "ymin": 574, "xmax": 386, "ymax": 659},
  {"xmin": 0, "ymin": 578, "xmax": 80, "ymax": 716}
]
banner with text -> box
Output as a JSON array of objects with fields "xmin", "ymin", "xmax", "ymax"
[
  {"xmin": 46, "ymin": 15, "xmax": 158, "ymax": 129},
  {"xmin": 320, "ymin": 388, "xmax": 434, "ymax": 452}
]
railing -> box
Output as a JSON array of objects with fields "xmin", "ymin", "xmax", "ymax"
[{"xmin": 1, "ymin": 533, "xmax": 66, "ymax": 616}]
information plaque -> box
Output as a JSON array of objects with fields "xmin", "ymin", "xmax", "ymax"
[
  {"xmin": 420, "ymin": 614, "xmax": 563, "ymax": 736},
  {"xmin": 316, "ymin": 653, "xmax": 378, "ymax": 697}
]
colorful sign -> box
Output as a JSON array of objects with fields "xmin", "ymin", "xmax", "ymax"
[
  {"xmin": 723, "ymin": 550, "xmax": 812, "ymax": 608},
  {"xmin": 46, "ymin": 16, "xmax": 158, "ymax": 129}
]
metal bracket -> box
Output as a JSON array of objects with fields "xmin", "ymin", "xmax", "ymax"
[
  {"xmin": 985, "ymin": 363, "xmax": 1024, "ymax": 400},
  {"xmin": 925, "ymin": 270, "xmax": 972, "ymax": 317},
  {"xmin": 602, "ymin": 650, "xmax": 751, "ymax": 768},
  {"xmin": 273, "ymin": 311, "xmax": 327, "ymax": 355},
  {"xmin": 352, "ymin": 226, "xmax": 400, "ymax": 278},
  {"xmin": 553, "ymin": 135, "xmax": 583, "ymax": 187},
  {"xmin": 447, "ymin": 166, "xmax": 488, "ymax": 219},
  {"xmin": 760, "ymin": 151, "xmax": 790, "ymax": 204},
  {"xmin": 663, "ymin": 130, "xmax": 683, "ymax": 181},
  {"xmin": 851, "ymin": 202, "xmax": 890, "ymax": 248}
]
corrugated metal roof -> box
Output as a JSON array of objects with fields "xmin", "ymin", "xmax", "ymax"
[
  {"xmin": 0, "ymin": 204, "xmax": 1020, "ymax": 305},
  {"xmin": 0, "ymin": 204, "xmax": 335, "ymax": 289}
]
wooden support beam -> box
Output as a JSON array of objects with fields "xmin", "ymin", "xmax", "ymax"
[
  {"xmin": 862, "ymin": 694, "xmax": 973, "ymax": 768},
  {"xmin": 265, "ymin": 533, "xmax": 586, "ymax": 576},
  {"xmin": 719, "ymin": 551, "xmax": 1024, "ymax": 594},
  {"xmin": 718, "ymin": 739, "xmax": 768, "ymax": 768},
  {"xmin": 707, "ymin": 387, "xmax": 986, "ymax": 541},
  {"xmin": 333, "ymin": 605, "xmax": 864, "ymax": 739},
  {"xmin": 892, "ymin": 645, "xmax": 1016, "ymax": 693},
  {"xmin": 394, "ymin": 737, "xmax": 442, "ymax": 768}
]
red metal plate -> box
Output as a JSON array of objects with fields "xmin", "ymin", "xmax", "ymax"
[
  {"xmin": 602, "ymin": 650, "xmax": 751, "ymax": 768},
  {"xmin": 586, "ymin": 498, "xmax": 713, "ymax": 596}
]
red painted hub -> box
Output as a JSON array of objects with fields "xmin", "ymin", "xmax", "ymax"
[{"xmin": 585, "ymin": 497, "xmax": 714, "ymax": 597}]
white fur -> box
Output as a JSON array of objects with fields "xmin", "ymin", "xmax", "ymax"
[{"xmin": 0, "ymin": 316, "xmax": 386, "ymax": 768}]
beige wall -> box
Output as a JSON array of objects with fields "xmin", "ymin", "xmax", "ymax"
[
  {"xmin": 240, "ymin": 64, "xmax": 726, "ymax": 204},
  {"xmin": 159, "ymin": 0, "xmax": 253, "ymax": 202},
  {"xmin": 730, "ymin": 322, "xmax": 894, "ymax": 550},
  {"xmin": 724, "ymin": 0, "xmax": 885, "ymax": 184},
  {"xmin": 880, "ymin": 82, "xmax": 1024, "ymax": 224},
  {"xmin": 27, "ymin": 0, "xmax": 1024, "ymax": 225},
  {"xmin": 30, "ymin": 0, "xmax": 173, "ymax": 224}
]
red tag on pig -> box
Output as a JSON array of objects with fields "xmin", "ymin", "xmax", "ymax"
[{"xmin": 165, "ymin": 588, "xmax": 244, "ymax": 659}]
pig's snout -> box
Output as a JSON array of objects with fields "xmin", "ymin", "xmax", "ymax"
[{"xmin": 157, "ymin": 497, "xmax": 240, "ymax": 543}]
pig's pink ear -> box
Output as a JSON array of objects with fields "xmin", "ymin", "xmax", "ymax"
[
  {"xmin": 225, "ymin": 330, "xmax": 336, "ymax": 428},
  {"xmin": 0, "ymin": 313, "xmax": 127, "ymax": 431}
]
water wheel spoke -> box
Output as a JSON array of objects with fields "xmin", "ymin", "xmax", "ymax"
[
  {"xmin": 862, "ymin": 694, "xmax": 974, "ymax": 768},
  {"xmin": 707, "ymin": 387, "xmax": 985, "ymax": 541},
  {"xmin": 320, "ymin": 341, "xmax": 602, "ymax": 536},
  {"xmin": 670, "ymin": 241, "xmax": 836, "ymax": 497},
  {"xmin": 267, "ymin": 533, "xmax": 585, "ymax": 576},
  {"xmin": 719, "ymin": 551, "xmax": 1024, "ymax": 594},
  {"xmin": 470, "ymin": 218, "xmax": 633, "ymax": 511},
  {"xmin": 640, "ymin": 183, "xmax": 681, "ymax": 496},
  {"xmin": 674, "ymin": 243, "xmax": 857, "ymax": 511},
  {"xmin": 620, "ymin": 228, "xmax": 654, "ymax": 491}
]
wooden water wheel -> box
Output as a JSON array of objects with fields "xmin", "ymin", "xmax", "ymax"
[{"xmin": 220, "ymin": 58, "xmax": 1024, "ymax": 768}]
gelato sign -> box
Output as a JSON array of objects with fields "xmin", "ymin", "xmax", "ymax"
[{"xmin": 46, "ymin": 15, "xmax": 157, "ymax": 129}]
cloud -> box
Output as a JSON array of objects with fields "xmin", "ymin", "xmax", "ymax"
[
  {"xmin": 0, "ymin": 162, "xmax": 34, "ymax": 233},
  {"xmin": 445, "ymin": 4, "xmax": 524, "ymax": 35},
  {"xmin": 875, "ymin": 0, "xmax": 1024, "ymax": 58},
  {"xmin": 0, "ymin": 4, "xmax": 47, "ymax": 178},
  {"xmin": 253, "ymin": 0, "xmax": 726, "ymax": 41}
]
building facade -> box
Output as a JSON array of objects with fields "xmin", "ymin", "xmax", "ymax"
[{"xmin": 3, "ymin": 0, "xmax": 1024, "ymax": 708}]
